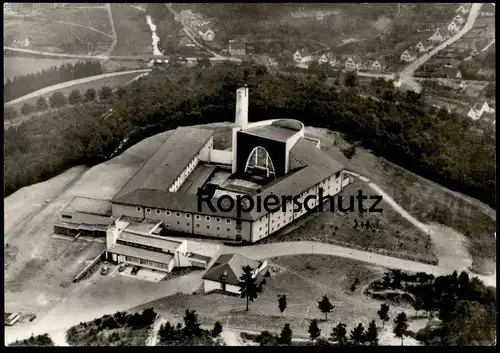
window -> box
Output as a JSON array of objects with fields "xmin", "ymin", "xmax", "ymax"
[
  {"xmin": 136, "ymin": 207, "xmax": 142, "ymax": 212},
  {"xmin": 186, "ymin": 214, "xmax": 190, "ymax": 218},
  {"xmin": 196, "ymin": 215, "xmax": 200, "ymax": 220},
  {"xmin": 177, "ymin": 222, "xmax": 180, "ymax": 225},
  {"xmin": 197, "ymin": 224, "xmax": 200, "ymax": 227},
  {"xmin": 166, "ymin": 211, "xmax": 171, "ymax": 216},
  {"xmin": 176, "ymin": 212, "xmax": 181, "ymax": 217},
  {"xmin": 217, "ymin": 227, "xmax": 220, "ymax": 230},
  {"xmin": 156, "ymin": 209, "xmax": 161, "ymax": 214},
  {"xmin": 62, "ymin": 215, "xmax": 72, "ymax": 219},
  {"xmin": 227, "ymin": 228, "xmax": 230, "ymax": 232},
  {"xmin": 335, "ymin": 171, "xmax": 341, "ymax": 178},
  {"xmin": 166, "ymin": 225, "xmax": 170, "ymax": 228},
  {"xmin": 187, "ymin": 223, "xmax": 190, "ymax": 227},
  {"xmin": 206, "ymin": 216, "xmax": 210, "ymax": 221},
  {"xmin": 207, "ymin": 226, "xmax": 210, "ymax": 229},
  {"xmin": 146, "ymin": 208, "xmax": 151, "ymax": 213},
  {"xmin": 226, "ymin": 219, "xmax": 231, "ymax": 224},
  {"xmin": 216, "ymin": 217, "xmax": 221, "ymax": 222}
]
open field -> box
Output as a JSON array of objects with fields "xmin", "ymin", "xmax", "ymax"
[
  {"xmin": 4, "ymin": 19, "xmax": 112, "ymax": 56},
  {"xmin": 5, "ymin": 71, "xmax": 144, "ymax": 112},
  {"xmin": 132, "ymin": 254, "xmax": 421, "ymax": 344},
  {"xmin": 110, "ymin": 4, "xmax": 152, "ymax": 56},
  {"xmin": 37, "ymin": 7, "xmax": 113, "ymax": 36}
]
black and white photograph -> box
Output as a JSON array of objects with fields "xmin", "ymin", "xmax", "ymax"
[{"xmin": 4, "ymin": 2, "xmax": 496, "ymax": 347}]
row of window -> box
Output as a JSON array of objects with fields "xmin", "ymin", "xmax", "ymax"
[
  {"xmin": 137, "ymin": 206, "xmax": 233, "ymax": 224},
  {"xmin": 124, "ymin": 256, "xmax": 170, "ymax": 269},
  {"xmin": 165, "ymin": 223, "xmax": 232, "ymax": 232}
]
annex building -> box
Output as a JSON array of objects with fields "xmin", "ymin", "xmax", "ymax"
[{"xmin": 108, "ymin": 86, "xmax": 350, "ymax": 250}]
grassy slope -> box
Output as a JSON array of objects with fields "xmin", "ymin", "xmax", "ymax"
[{"xmin": 110, "ymin": 4, "xmax": 152, "ymax": 56}]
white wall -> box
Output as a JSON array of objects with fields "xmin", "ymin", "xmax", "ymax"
[
  {"xmin": 204, "ymin": 279, "xmax": 221, "ymax": 293},
  {"xmin": 207, "ymin": 149, "xmax": 233, "ymax": 165}
]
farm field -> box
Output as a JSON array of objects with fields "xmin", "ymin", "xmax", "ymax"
[
  {"xmin": 37, "ymin": 7, "xmax": 113, "ymax": 36},
  {"xmin": 6, "ymin": 71, "xmax": 144, "ymax": 112},
  {"xmin": 110, "ymin": 4, "xmax": 152, "ymax": 56},
  {"xmin": 4, "ymin": 19, "xmax": 112, "ymax": 56}
]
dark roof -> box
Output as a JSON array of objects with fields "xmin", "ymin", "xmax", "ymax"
[
  {"xmin": 229, "ymin": 40, "xmax": 246, "ymax": 51},
  {"xmin": 481, "ymin": 3, "xmax": 495, "ymax": 13},
  {"xmin": 62, "ymin": 197, "xmax": 112, "ymax": 216},
  {"xmin": 443, "ymin": 66, "xmax": 461, "ymax": 77},
  {"xmin": 112, "ymin": 136, "xmax": 344, "ymax": 221},
  {"xmin": 242, "ymin": 124, "xmax": 298, "ymax": 142},
  {"xmin": 114, "ymin": 127, "xmax": 214, "ymax": 200},
  {"xmin": 202, "ymin": 253, "xmax": 262, "ymax": 286}
]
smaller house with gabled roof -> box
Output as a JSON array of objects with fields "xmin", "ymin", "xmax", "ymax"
[
  {"xmin": 202, "ymin": 253, "xmax": 268, "ymax": 294},
  {"xmin": 415, "ymin": 41, "xmax": 428, "ymax": 54},
  {"xmin": 443, "ymin": 66, "xmax": 462, "ymax": 79},
  {"xmin": 344, "ymin": 55, "xmax": 362, "ymax": 71},
  {"xmin": 293, "ymin": 48, "xmax": 312, "ymax": 63},
  {"xmin": 400, "ymin": 49, "xmax": 416, "ymax": 63},
  {"xmin": 453, "ymin": 14, "xmax": 465, "ymax": 25},
  {"xmin": 428, "ymin": 28, "xmax": 445, "ymax": 43},
  {"xmin": 447, "ymin": 20, "xmax": 461, "ymax": 34},
  {"xmin": 456, "ymin": 5, "xmax": 468, "ymax": 15}
]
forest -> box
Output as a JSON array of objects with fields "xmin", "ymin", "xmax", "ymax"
[
  {"xmin": 4, "ymin": 60, "xmax": 104, "ymax": 102},
  {"xmin": 4, "ymin": 63, "xmax": 496, "ymax": 209}
]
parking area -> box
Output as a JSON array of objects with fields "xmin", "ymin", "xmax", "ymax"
[{"xmin": 115, "ymin": 265, "xmax": 167, "ymax": 282}]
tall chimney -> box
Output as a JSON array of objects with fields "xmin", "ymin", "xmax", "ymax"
[{"xmin": 235, "ymin": 86, "xmax": 249, "ymax": 130}]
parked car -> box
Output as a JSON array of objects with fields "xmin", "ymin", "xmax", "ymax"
[
  {"xmin": 100, "ymin": 266, "xmax": 110, "ymax": 275},
  {"xmin": 131, "ymin": 266, "xmax": 140, "ymax": 275}
]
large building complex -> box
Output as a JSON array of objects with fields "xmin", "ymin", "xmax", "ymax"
[
  {"xmin": 109, "ymin": 86, "xmax": 350, "ymax": 248},
  {"xmin": 56, "ymin": 86, "xmax": 350, "ymax": 272}
]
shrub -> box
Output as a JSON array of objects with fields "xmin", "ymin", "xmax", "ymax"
[
  {"xmin": 21, "ymin": 103, "xmax": 35, "ymax": 115},
  {"xmin": 36, "ymin": 97, "xmax": 49, "ymax": 111},
  {"xmin": 49, "ymin": 92, "xmax": 67, "ymax": 108},
  {"xmin": 68, "ymin": 89, "xmax": 82, "ymax": 105}
]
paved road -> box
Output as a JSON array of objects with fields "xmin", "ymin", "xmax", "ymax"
[
  {"xmin": 4, "ymin": 69, "xmax": 151, "ymax": 107},
  {"xmin": 400, "ymin": 3, "xmax": 483, "ymax": 78}
]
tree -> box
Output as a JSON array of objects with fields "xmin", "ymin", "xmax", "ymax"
[
  {"xmin": 278, "ymin": 294, "xmax": 287, "ymax": 316},
  {"xmin": 182, "ymin": 309, "xmax": 202, "ymax": 337},
  {"xmin": 317, "ymin": 295, "xmax": 334, "ymax": 321},
  {"xmin": 159, "ymin": 321, "xmax": 175, "ymax": 341},
  {"xmin": 239, "ymin": 265, "xmax": 259, "ymax": 311},
  {"xmin": 378, "ymin": 303, "xmax": 390, "ymax": 327},
  {"xmin": 393, "ymin": 312, "xmax": 409, "ymax": 346},
  {"xmin": 330, "ymin": 323, "xmax": 348, "ymax": 346},
  {"xmin": 116, "ymin": 86, "xmax": 127, "ymax": 99},
  {"xmin": 68, "ymin": 89, "xmax": 82, "ymax": 105},
  {"xmin": 84, "ymin": 88, "xmax": 96, "ymax": 102},
  {"xmin": 49, "ymin": 91, "xmax": 67, "ymax": 108},
  {"xmin": 365, "ymin": 320, "xmax": 379, "ymax": 346},
  {"xmin": 344, "ymin": 72, "xmax": 359, "ymax": 88},
  {"xmin": 98, "ymin": 85, "xmax": 113, "ymax": 100},
  {"xmin": 21, "ymin": 103, "xmax": 35, "ymax": 115},
  {"xmin": 5, "ymin": 107, "xmax": 18, "ymax": 119},
  {"xmin": 350, "ymin": 323, "xmax": 366, "ymax": 345},
  {"xmin": 36, "ymin": 97, "xmax": 48, "ymax": 111},
  {"xmin": 278, "ymin": 323, "xmax": 293, "ymax": 345},
  {"xmin": 211, "ymin": 321, "xmax": 223, "ymax": 337},
  {"xmin": 257, "ymin": 331, "xmax": 278, "ymax": 346},
  {"xmin": 308, "ymin": 319, "xmax": 321, "ymax": 341},
  {"xmin": 484, "ymin": 83, "xmax": 495, "ymax": 99},
  {"xmin": 308, "ymin": 61, "xmax": 320, "ymax": 72}
]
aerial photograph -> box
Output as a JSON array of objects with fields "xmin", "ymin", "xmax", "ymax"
[{"xmin": 3, "ymin": 2, "xmax": 496, "ymax": 347}]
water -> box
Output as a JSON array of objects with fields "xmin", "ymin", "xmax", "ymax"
[
  {"xmin": 4, "ymin": 56, "xmax": 81, "ymax": 83},
  {"xmin": 146, "ymin": 15, "xmax": 163, "ymax": 56}
]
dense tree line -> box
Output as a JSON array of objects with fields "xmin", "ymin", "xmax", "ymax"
[
  {"xmin": 4, "ymin": 60, "xmax": 104, "ymax": 102},
  {"xmin": 4, "ymin": 63, "xmax": 495, "ymax": 210},
  {"xmin": 9, "ymin": 334, "xmax": 54, "ymax": 347},
  {"xmin": 158, "ymin": 309, "xmax": 223, "ymax": 345}
]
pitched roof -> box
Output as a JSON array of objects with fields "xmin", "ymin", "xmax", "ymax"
[
  {"xmin": 114, "ymin": 127, "xmax": 214, "ymax": 200},
  {"xmin": 481, "ymin": 3, "xmax": 495, "ymax": 13},
  {"xmin": 299, "ymin": 48, "xmax": 310, "ymax": 57},
  {"xmin": 443, "ymin": 66, "xmax": 461, "ymax": 77},
  {"xmin": 62, "ymin": 197, "xmax": 112, "ymax": 216},
  {"xmin": 108, "ymin": 244, "xmax": 174, "ymax": 264},
  {"xmin": 202, "ymin": 253, "xmax": 262, "ymax": 286}
]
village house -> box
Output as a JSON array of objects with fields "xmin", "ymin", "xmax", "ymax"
[
  {"xmin": 415, "ymin": 41, "xmax": 428, "ymax": 54},
  {"xmin": 228, "ymin": 40, "xmax": 246, "ymax": 56},
  {"xmin": 447, "ymin": 20, "xmax": 461, "ymax": 35},
  {"xmin": 456, "ymin": 5, "xmax": 468, "ymax": 15},
  {"xmin": 428, "ymin": 28, "xmax": 445, "ymax": 43},
  {"xmin": 344, "ymin": 55, "xmax": 362, "ymax": 71},
  {"xmin": 368, "ymin": 59, "xmax": 385, "ymax": 72},
  {"xmin": 453, "ymin": 14, "xmax": 465, "ymax": 25},
  {"xmin": 400, "ymin": 49, "xmax": 416, "ymax": 63},
  {"xmin": 202, "ymin": 253, "xmax": 267, "ymax": 295},
  {"xmin": 465, "ymin": 101, "xmax": 496, "ymax": 121},
  {"xmin": 479, "ymin": 3, "xmax": 495, "ymax": 17},
  {"xmin": 293, "ymin": 48, "xmax": 312, "ymax": 63}
]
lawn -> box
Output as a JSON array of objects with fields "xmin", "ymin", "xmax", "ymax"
[
  {"xmin": 39, "ymin": 7, "xmax": 113, "ymax": 36},
  {"xmin": 4, "ymin": 19, "xmax": 112, "ymax": 55},
  {"xmin": 132, "ymin": 254, "xmax": 414, "ymax": 338},
  {"xmin": 7, "ymin": 71, "xmax": 144, "ymax": 112},
  {"xmin": 110, "ymin": 4, "xmax": 152, "ymax": 56}
]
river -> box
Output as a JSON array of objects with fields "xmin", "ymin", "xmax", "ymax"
[
  {"xmin": 145, "ymin": 15, "xmax": 163, "ymax": 56},
  {"xmin": 4, "ymin": 56, "xmax": 81, "ymax": 83}
]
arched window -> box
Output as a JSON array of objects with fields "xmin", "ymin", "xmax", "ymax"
[{"xmin": 244, "ymin": 146, "xmax": 276, "ymax": 179}]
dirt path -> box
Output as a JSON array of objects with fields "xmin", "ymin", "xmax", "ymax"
[
  {"xmin": 101, "ymin": 3, "xmax": 118, "ymax": 57},
  {"xmin": 145, "ymin": 316, "xmax": 166, "ymax": 346},
  {"xmin": 48, "ymin": 20, "xmax": 113, "ymax": 39}
]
